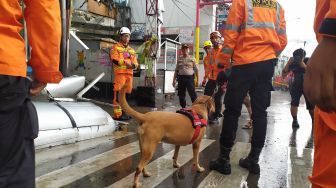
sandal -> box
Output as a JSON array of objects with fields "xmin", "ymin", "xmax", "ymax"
[{"xmin": 242, "ymin": 120, "xmax": 253, "ymax": 129}]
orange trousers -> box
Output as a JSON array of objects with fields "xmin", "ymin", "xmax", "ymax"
[
  {"xmin": 309, "ymin": 108, "xmax": 336, "ymax": 188},
  {"xmin": 113, "ymin": 74, "xmax": 133, "ymax": 93}
]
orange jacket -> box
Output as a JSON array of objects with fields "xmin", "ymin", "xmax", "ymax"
[
  {"xmin": 204, "ymin": 46, "xmax": 230, "ymax": 80},
  {"xmin": 308, "ymin": 1, "xmax": 336, "ymax": 187},
  {"xmin": 110, "ymin": 42, "xmax": 138, "ymax": 75},
  {"xmin": 0, "ymin": 0, "xmax": 63, "ymax": 83},
  {"xmin": 221, "ymin": 0, "xmax": 287, "ymax": 66}
]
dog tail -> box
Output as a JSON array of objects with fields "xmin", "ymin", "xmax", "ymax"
[{"xmin": 118, "ymin": 85, "xmax": 145, "ymax": 123}]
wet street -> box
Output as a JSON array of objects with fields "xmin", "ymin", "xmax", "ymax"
[{"xmin": 35, "ymin": 90, "xmax": 314, "ymax": 188}]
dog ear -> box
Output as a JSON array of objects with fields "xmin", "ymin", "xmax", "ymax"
[{"xmin": 207, "ymin": 97, "xmax": 215, "ymax": 113}]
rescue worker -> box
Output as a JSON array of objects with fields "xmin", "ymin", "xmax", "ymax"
[
  {"xmin": 202, "ymin": 40, "xmax": 212, "ymax": 87},
  {"xmin": 210, "ymin": 0, "xmax": 287, "ymax": 175},
  {"xmin": 0, "ymin": 1, "xmax": 63, "ymax": 187},
  {"xmin": 172, "ymin": 44, "xmax": 198, "ymax": 108},
  {"xmin": 203, "ymin": 31, "xmax": 230, "ymax": 123},
  {"xmin": 304, "ymin": 0, "xmax": 336, "ymax": 186},
  {"xmin": 110, "ymin": 27, "xmax": 138, "ymax": 120}
]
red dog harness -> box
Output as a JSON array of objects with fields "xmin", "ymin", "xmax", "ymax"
[{"xmin": 176, "ymin": 108, "xmax": 207, "ymax": 144}]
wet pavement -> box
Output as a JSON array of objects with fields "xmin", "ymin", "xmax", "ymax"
[{"xmin": 35, "ymin": 90, "xmax": 314, "ymax": 188}]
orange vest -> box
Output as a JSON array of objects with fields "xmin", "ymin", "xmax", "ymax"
[
  {"xmin": 204, "ymin": 46, "xmax": 230, "ymax": 80},
  {"xmin": 110, "ymin": 42, "xmax": 138, "ymax": 75},
  {"xmin": 0, "ymin": 0, "xmax": 63, "ymax": 83},
  {"xmin": 309, "ymin": 1, "xmax": 336, "ymax": 187},
  {"xmin": 221, "ymin": 0, "xmax": 287, "ymax": 66}
]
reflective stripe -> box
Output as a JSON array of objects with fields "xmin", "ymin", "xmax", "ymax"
[
  {"xmin": 221, "ymin": 47, "xmax": 234, "ymax": 55},
  {"xmin": 247, "ymin": 0, "xmax": 253, "ymax": 23},
  {"xmin": 119, "ymin": 59, "xmax": 124, "ymax": 65},
  {"xmin": 225, "ymin": 24, "xmax": 241, "ymax": 32},
  {"xmin": 243, "ymin": 0, "xmax": 284, "ymax": 34},
  {"xmin": 275, "ymin": 2, "xmax": 281, "ymax": 33},
  {"xmin": 114, "ymin": 66, "xmax": 127, "ymax": 70},
  {"xmin": 241, "ymin": 22, "xmax": 275, "ymax": 30}
]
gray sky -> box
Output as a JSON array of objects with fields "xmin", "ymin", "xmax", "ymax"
[{"xmin": 278, "ymin": 0, "xmax": 317, "ymax": 56}]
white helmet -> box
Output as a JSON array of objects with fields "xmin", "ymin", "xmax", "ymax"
[{"xmin": 119, "ymin": 27, "xmax": 131, "ymax": 35}]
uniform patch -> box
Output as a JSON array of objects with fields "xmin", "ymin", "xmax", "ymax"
[{"xmin": 252, "ymin": 0, "xmax": 277, "ymax": 9}]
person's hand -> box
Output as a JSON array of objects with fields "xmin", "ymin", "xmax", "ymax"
[
  {"xmin": 125, "ymin": 62, "xmax": 133, "ymax": 69},
  {"xmin": 304, "ymin": 37, "xmax": 336, "ymax": 112},
  {"xmin": 172, "ymin": 80, "xmax": 176, "ymax": 88},
  {"xmin": 30, "ymin": 80, "xmax": 47, "ymax": 96},
  {"xmin": 201, "ymin": 79, "xmax": 207, "ymax": 87}
]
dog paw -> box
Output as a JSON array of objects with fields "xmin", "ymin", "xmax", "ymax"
[
  {"xmin": 133, "ymin": 182, "xmax": 141, "ymax": 188},
  {"xmin": 173, "ymin": 162, "xmax": 181, "ymax": 168},
  {"xmin": 143, "ymin": 172, "xmax": 151, "ymax": 177},
  {"xmin": 197, "ymin": 166, "xmax": 205, "ymax": 172}
]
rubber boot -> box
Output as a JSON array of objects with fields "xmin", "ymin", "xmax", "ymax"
[
  {"xmin": 239, "ymin": 147, "xmax": 262, "ymax": 174},
  {"xmin": 209, "ymin": 146, "xmax": 231, "ymax": 174}
]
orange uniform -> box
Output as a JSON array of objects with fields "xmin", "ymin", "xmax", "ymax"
[
  {"xmin": 203, "ymin": 53, "xmax": 211, "ymax": 81},
  {"xmin": 110, "ymin": 42, "xmax": 138, "ymax": 93},
  {"xmin": 205, "ymin": 46, "xmax": 230, "ymax": 81},
  {"xmin": 221, "ymin": 0, "xmax": 287, "ymax": 66},
  {"xmin": 0, "ymin": 0, "xmax": 63, "ymax": 83},
  {"xmin": 308, "ymin": 0, "xmax": 336, "ymax": 187}
]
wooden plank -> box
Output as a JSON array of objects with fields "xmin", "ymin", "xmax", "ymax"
[{"xmin": 87, "ymin": 0, "xmax": 116, "ymax": 18}]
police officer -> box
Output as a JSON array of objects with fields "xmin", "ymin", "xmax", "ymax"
[{"xmin": 173, "ymin": 44, "xmax": 199, "ymax": 108}]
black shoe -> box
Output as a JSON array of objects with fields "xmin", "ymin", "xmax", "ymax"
[
  {"xmin": 209, "ymin": 146, "xmax": 231, "ymax": 174},
  {"xmin": 209, "ymin": 117, "xmax": 219, "ymax": 124},
  {"xmin": 292, "ymin": 120, "xmax": 300, "ymax": 128},
  {"xmin": 239, "ymin": 157, "xmax": 260, "ymax": 174},
  {"xmin": 209, "ymin": 158, "xmax": 231, "ymax": 174}
]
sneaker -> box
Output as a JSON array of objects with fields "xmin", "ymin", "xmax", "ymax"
[{"xmin": 292, "ymin": 120, "xmax": 299, "ymax": 128}]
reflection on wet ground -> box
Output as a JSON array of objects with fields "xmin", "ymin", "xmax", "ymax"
[{"xmin": 36, "ymin": 91, "xmax": 314, "ymax": 188}]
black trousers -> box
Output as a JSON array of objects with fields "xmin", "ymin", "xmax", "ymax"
[
  {"xmin": 220, "ymin": 59, "xmax": 276, "ymax": 149},
  {"xmin": 0, "ymin": 76, "xmax": 38, "ymax": 188},
  {"xmin": 204, "ymin": 79, "xmax": 225, "ymax": 116},
  {"xmin": 177, "ymin": 75, "xmax": 197, "ymax": 108},
  {"xmin": 290, "ymin": 74, "xmax": 314, "ymax": 110}
]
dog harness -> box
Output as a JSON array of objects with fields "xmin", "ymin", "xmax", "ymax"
[{"xmin": 176, "ymin": 108, "xmax": 207, "ymax": 144}]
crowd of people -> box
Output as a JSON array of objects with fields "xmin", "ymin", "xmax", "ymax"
[{"xmin": 0, "ymin": 0, "xmax": 335, "ymax": 187}]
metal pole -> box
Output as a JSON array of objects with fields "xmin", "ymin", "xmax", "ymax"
[
  {"xmin": 164, "ymin": 40, "xmax": 167, "ymax": 70},
  {"xmin": 77, "ymin": 73, "xmax": 105, "ymax": 98},
  {"xmin": 195, "ymin": 0, "xmax": 200, "ymax": 64}
]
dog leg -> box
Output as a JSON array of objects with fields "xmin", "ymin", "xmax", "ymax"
[
  {"xmin": 137, "ymin": 135, "xmax": 152, "ymax": 178},
  {"xmin": 134, "ymin": 140, "xmax": 157, "ymax": 188},
  {"xmin": 192, "ymin": 140, "xmax": 205, "ymax": 172},
  {"xmin": 172, "ymin": 145, "xmax": 181, "ymax": 168}
]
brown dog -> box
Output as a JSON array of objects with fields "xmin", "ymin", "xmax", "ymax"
[{"xmin": 118, "ymin": 85, "xmax": 215, "ymax": 188}]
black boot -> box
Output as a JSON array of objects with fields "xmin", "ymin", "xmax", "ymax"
[
  {"xmin": 209, "ymin": 146, "xmax": 231, "ymax": 174},
  {"xmin": 239, "ymin": 147, "xmax": 262, "ymax": 174}
]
